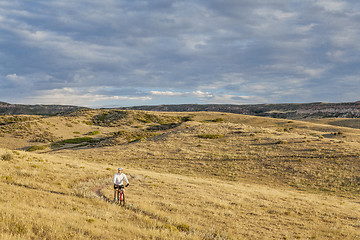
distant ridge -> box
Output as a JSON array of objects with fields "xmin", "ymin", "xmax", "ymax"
[
  {"xmin": 0, "ymin": 101, "xmax": 87, "ymax": 115},
  {"xmin": 122, "ymin": 101, "xmax": 360, "ymax": 119},
  {"xmin": 1, "ymin": 101, "xmax": 360, "ymax": 119}
]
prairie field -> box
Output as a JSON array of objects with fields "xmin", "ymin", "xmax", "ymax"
[{"xmin": 0, "ymin": 110, "xmax": 359, "ymax": 239}]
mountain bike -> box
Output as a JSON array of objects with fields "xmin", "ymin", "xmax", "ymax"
[{"xmin": 115, "ymin": 185, "xmax": 126, "ymax": 206}]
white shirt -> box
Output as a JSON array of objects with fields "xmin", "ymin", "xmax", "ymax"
[{"xmin": 113, "ymin": 172, "xmax": 129, "ymax": 186}]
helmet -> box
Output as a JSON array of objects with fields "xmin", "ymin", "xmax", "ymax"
[{"xmin": 118, "ymin": 168, "xmax": 123, "ymax": 171}]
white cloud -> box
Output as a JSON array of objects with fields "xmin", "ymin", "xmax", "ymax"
[
  {"xmin": 6, "ymin": 73, "xmax": 24, "ymax": 81},
  {"xmin": 315, "ymin": 0, "xmax": 347, "ymax": 12},
  {"xmin": 295, "ymin": 66, "xmax": 328, "ymax": 78},
  {"xmin": 261, "ymin": 64, "xmax": 329, "ymax": 78},
  {"xmin": 151, "ymin": 90, "xmax": 213, "ymax": 98},
  {"xmin": 296, "ymin": 24, "xmax": 317, "ymax": 34},
  {"xmin": 132, "ymin": 69, "xmax": 150, "ymax": 76},
  {"xmin": 331, "ymin": 27, "xmax": 359, "ymax": 49},
  {"xmin": 255, "ymin": 8, "xmax": 297, "ymax": 21},
  {"xmin": 192, "ymin": 90, "xmax": 213, "ymax": 98},
  {"xmin": 13, "ymin": 28, "xmax": 127, "ymax": 64},
  {"xmin": 110, "ymin": 96, "xmax": 152, "ymax": 101},
  {"xmin": 200, "ymin": 73, "xmax": 247, "ymax": 90},
  {"xmin": 28, "ymin": 87, "xmax": 151, "ymax": 106},
  {"xmin": 151, "ymin": 91, "xmax": 183, "ymax": 96},
  {"xmin": 208, "ymin": 94, "xmax": 267, "ymax": 104},
  {"xmin": 181, "ymin": 34, "xmax": 209, "ymax": 51},
  {"xmin": 327, "ymin": 50, "xmax": 345, "ymax": 59}
]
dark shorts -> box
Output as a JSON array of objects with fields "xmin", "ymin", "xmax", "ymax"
[{"xmin": 114, "ymin": 184, "xmax": 124, "ymax": 190}]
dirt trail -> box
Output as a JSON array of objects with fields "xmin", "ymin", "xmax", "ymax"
[{"xmin": 92, "ymin": 185, "xmax": 112, "ymax": 202}]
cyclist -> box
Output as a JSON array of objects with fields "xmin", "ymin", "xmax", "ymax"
[{"xmin": 113, "ymin": 167, "xmax": 129, "ymax": 203}]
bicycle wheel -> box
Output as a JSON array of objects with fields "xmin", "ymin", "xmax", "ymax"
[
  {"xmin": 120, "ymin": 191, "xmax": 125, "ymax": 206},
  {"xmin": 117, "ymin": 190, "xmax": 120, "ymax": 204}
]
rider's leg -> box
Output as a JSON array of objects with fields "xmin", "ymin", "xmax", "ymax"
[{"xmin": 114, "ymin": 189, "xmax": 118, "ymax": 202}]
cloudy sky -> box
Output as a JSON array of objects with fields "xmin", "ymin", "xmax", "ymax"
[{"xmin": 0, "ymin": 0, "xmax": 359, "ymax": 107}]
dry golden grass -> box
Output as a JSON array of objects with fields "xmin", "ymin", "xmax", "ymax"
[{"xmin": 0, "ymin": 110, "xmax": 359, "ymax": 239}]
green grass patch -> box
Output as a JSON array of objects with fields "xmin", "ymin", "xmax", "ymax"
[
  {"xmin": 82, "ymin": 121, "xmax": 94, "ymax": 125},
  {"xmin": 61, "ymin": 137, "xmax": 98, "ymax": 144},
  {"xmin": 197, "ymin": 134, "xmax": 224, "ymax": 139},
  {"xmin": 87, "ymin": 131, "xmax": 101, "ymax": 135},
  {"xmin": 53, "ymin": 137, "xmax": 99, "ymax": 147},
  {"xmin": 27, "ymin": 145, "xmax": 49, "ymax": 152}
]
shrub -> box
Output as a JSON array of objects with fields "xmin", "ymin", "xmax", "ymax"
[
  {"xmin": 275, "ymin": 140, "xmax": 288, "ymax": 144},
  {"xmin": 31, "ymin": 131, "xmax": 57, "ymax": 143},
  {"xmin": 1, "ymin": 152, "xmax": 13, "ymax": 161},
  {"xmin": 163, "ymin": 224, "xmax": 179, "ymax": 232},
  {"xmin": 128, "ymin": 137, "xmax": 143, "ymax": 143},
  {"xmin": 212, "ymin": 118, "xmax": 224, "ymax": 122},
  {"xmin": 182, "ymin": 116, "xmax": 192, "ymax": 122},
  {"xmin": 82, "ymin": 121, "xmax": 94, "ymax": 125},
  {"xmin": 113, "ymin": 130, "xmax": 127, "ymax": 137},
  {"xmin": 10, "ymin": 221, "xmax": 26, "ymax": 234},
  {"xmin": 1, "ymin": 175, "xmax": 14, "ymax": 183},
  {"xmin": 333, "ymin": 131, "xmax": 343, "ymax": 135},
  {"xmin": 176, "ymin": 223, "xmax": 190, "ymax": 232},
  {"xmin": 136, "ymin": 117, "xmax": 152, "ymax": 123},
  {"xmin": 147, "ymin": 122, "xmax": 179, "ymax": 131},
  {"xmin": 284, "ymin": 127, "xmax": 293, "ymax": 132}
]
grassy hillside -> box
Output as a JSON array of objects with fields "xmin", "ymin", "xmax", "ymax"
[{"xmin": 0, "ymin": 110, "xmax": 359, "ymax": 239}]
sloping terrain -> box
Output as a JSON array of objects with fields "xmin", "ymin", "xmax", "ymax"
[{"xmin": 0, "ymin": 110, "xmax": 359, "ymax": 239}]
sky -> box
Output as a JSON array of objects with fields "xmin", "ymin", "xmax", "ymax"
[{"xmin": 0, "ymin": 0, "xmax": 360, "ymax": 107}]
